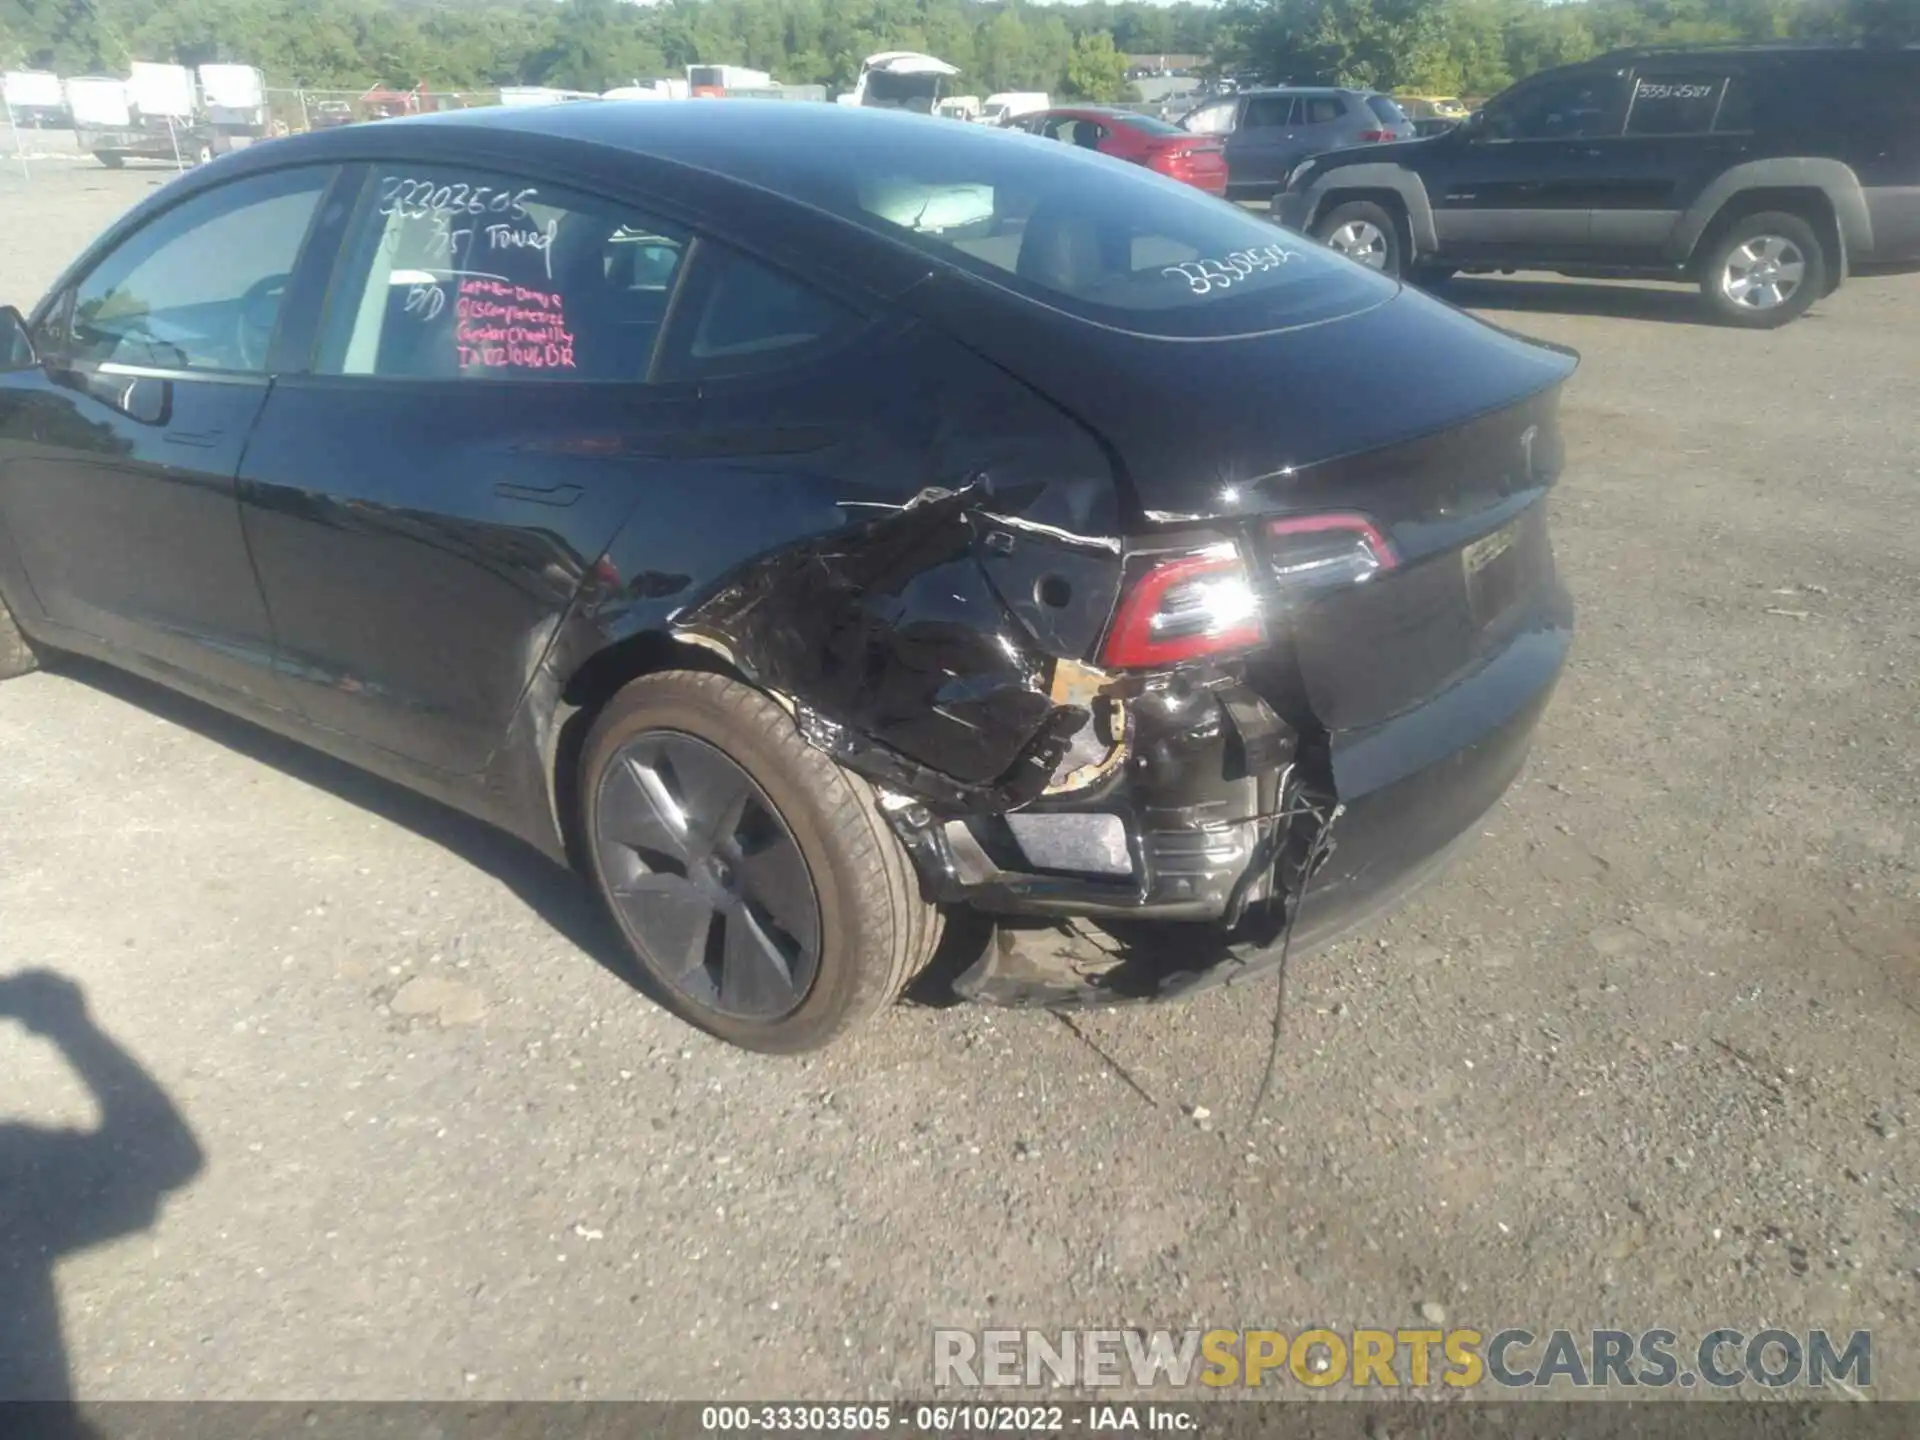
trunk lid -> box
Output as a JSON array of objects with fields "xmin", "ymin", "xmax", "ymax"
[
  {"xmin": 1147, "ymin": 137, "xmax": 1228, "ymax": 189},
  {"xmin": 1242, "ymin": 384, "xmax": 1571, "ymax": 740}
]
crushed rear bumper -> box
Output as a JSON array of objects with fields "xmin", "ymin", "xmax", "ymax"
[{"xmin": 887, "ymin": 589, "xmax": 1570, "ymax": 1006}]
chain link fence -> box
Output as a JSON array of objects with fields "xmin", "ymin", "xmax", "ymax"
[{"xmin": 262, "ymin": 88, "xmax": 505, "ymax": 136}]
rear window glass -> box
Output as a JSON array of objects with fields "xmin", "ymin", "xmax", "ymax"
[
  {"xmin": 1713, "ymin": 77, "xmax": 1754, "ymax": 132},
  {"xmin": 1367, "ymin": 95, "xmax": 1408, "ymax": 125},
  {"xmin": 1626, "ymin": 75, "xmax": 1726, "ymax": 136},
  {"xmin": 1118, "ymin": 113, "xmax": 1188, "ymax": 137},
  {"xmin": 687, "ymin": 117, "xmax": 1389, "ymax": 339}
]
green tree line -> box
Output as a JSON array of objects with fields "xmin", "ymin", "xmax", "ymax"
[
  {"xmin": 2, "ymin": 0, "xmax": 1205, "ymax": 98},
  {"xmin": 1220, "ymin": 0, "xmax": 1917, "ymax": 99},
  {"xmin": 3, "ymin": 0, "xmax": 1914, "ymax": 107}
]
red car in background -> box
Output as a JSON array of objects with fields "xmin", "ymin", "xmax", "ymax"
[{"xmin": 1012, "ymin": 106, "xmax": 1228, "ymax": 196}]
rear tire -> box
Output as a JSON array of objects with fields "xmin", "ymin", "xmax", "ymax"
[
  {"xmin": 580, "ymin": 670, "xmax": 935, "ymax": 1054},
  {"xmin": 97, "ymin": 152, "xmax": 124, "ymax": 169},
  {"xmin": 1699, "ymin": 211, "xmax": 1825, "ymax": 329},
  {"xmin": 0, "ymin": 593, "xmax": 39, "ymax": 680},
  {"xmin": 1312, "ymin": 200, "xmax": 1404, "ymax": 277}
]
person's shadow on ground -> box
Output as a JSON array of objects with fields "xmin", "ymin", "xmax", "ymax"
[{"xmin": 0, "ymin": 970, "xmax": 203, "ymax": 1428}]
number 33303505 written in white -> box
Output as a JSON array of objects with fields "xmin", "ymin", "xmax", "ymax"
[{"xmin": 1162, "ymin": 243, "xmax": 1299, "ymax": 295}]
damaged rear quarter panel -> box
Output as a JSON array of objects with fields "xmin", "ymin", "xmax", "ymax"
[{"xmin": 552, "ymin": 320, "xmax": 1126, "ymax": 806}]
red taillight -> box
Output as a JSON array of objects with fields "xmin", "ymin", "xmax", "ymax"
[
  {"xmin": 1265, "ymin": 513, "xmax": 1398, "ymax": 599},
  {"xmin": 1101, "ymin": 544, "xmax": 1263, "ymax": 670},
  {"xmin": 1100, "ymin": 516, "xmax": 1398, "ymax": 671},
  {"xmin": 1149, "ymin": 144, "xmax": 1221, "ymax": 178},
  {"xmin": 1357, "ymin": 128, "xmax": 1396, "ymax": 143}
]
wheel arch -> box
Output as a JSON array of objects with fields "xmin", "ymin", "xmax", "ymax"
[
  {"xmin": 1673, "ymin": 161, "xmax": 1870, "ymax": 289},
  {"xmin": 1299, "ymin": 165, "xmax": 1438, "ymax": 253},
  {"xmin": 1315, "ymin": 190, "xmax": 1418, "ymax": 267},
  {"xmin": 546, "ymin": 626, "xmax": 753, "ymax": 866}
]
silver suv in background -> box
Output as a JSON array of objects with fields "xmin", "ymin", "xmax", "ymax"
[{"xmin": 1180, "ymin": 87, "xmax": 1416, "ymax": 203}]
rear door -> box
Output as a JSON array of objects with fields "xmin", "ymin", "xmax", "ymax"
[
  {"xmin": 0, "ymin": 163, "xmax": 344, "ymax": 704},
  {"xmin": 1425, "ymin": 69, "xmax": 1629, "ymax": 259},
  {"xmin": 235, "ymin": 161, "xmax": 704, "ymax": 772},
  {"xmin": 1581, "ymin": 67, "xmax": 1746, "ymax": 258}
]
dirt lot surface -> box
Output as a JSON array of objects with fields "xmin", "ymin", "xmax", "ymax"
[{"xmin": 2, "ymin": 158, "xmax": 1917, "ymax": 1402}]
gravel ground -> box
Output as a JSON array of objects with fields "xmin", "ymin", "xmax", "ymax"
[{"xmin": 1, "ymin": 157, "xmax": 1916, "ymax": 1402}]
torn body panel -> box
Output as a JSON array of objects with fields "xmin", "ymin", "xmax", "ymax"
[
  {"xmin": 671, "ymin": 482, "xmax": 1104, "ymax": 804},
  {"xmin": 538, "ymin": 319, "xmax": 1128, "ymax": 837},
  {"xmin": 867, "ymin": 382, "xmax": 1574, "ymax": 1006},
  {"xmin": 646, "ymin": 385, "xmax": 1567, "ymax": 1010},
  {"xmin": 545, "ymin": 293, "xmax": 1574, "ymax": 1011}
]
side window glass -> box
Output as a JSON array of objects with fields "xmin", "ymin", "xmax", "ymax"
[
  {"xmin": 61, "ymin": 166, "xmax": 329, "ymax": 373},
  {"xmin": 316, "ymin": 165, "xmax": 689, "ymax": 383},
  {"xmin": 668, "ymin": 243, "xmax": 858, "ymax": 382},
  {"xmin": 1487, "ymin": 77, "xmax": 1623, "ymax": 141},
  {"xmin": 1304, "ymin": 96, "xmax": 1345, "ymax": 125},
  {"xmin": 1184, "ymin": 103, "xmax": 1235, "ymax": 136},
  {"xmin": 1242, "ymin": 97, "xmax": 1295, "ymax": 130},
  {"xmin": 1713, "ymin": 77, "xmax": 1754, "ymax": 133},
  {"xmin": 1625, "ymin": 76, "xmax": 1726, "ymax": 136}
]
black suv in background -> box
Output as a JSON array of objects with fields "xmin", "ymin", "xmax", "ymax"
[
  {"xmin": 1275, "ymin": 45, "xmax": 1920, "ymax": 327},
  {"xmin": 1181, "ymin": 87, "xmax": 1415, "ymax": 201}
]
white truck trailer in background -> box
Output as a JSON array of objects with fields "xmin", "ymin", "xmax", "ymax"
[
  {"xmin": 69, "ymin": 65, "xmax": 230, "ymax": 168},
  {"xmin": 979, "ymin": 92, "xmax": 1051, "ymax": 126},
  {"xmin": 197, "ymin": 64, "xmax": 269, "ymax": 136},
  {"xmin": 1, "ymin": 70, "xmax": 67, "ymax": 128},
  {"xmin": 686, "ymin": 65, "xmax": 772, "ymax": 97}
]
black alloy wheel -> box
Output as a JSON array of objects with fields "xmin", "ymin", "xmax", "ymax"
[
  {"xmin": 595, "ymin": 730, "xmax": 821, "ymax": 1021},
  {"xmin": 580, "ymin": 671, "xmax": 939, "ymax": 1052}
]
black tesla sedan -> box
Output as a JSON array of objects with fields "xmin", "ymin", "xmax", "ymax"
[{"xmin": 0, "ymin": 100, "xmax": 1576, "ymax": 1052}]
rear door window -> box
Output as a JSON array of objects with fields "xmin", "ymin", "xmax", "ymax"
[
  {"xmin": 1039, "ymin": 116, "xmax": 1110, "ymax": 151},
  {"xmin": 316, "ymin": 164, "xmax": 690, "ymax": 382},
  {"xmin": 1302, "ymin": 95, "xmax": 1346, "ymax": 126},
  {"xmin": 1625, "ymin": 75, "xmax": 1727, "ymax": 136},
  {"xmin": 1118, "ymin": 114, "xmax": 1188, "ymax": 138},
  {"xmin": 1065, "ymin": 119, "xmax": 1110, "ymax": 151},
  {"xmin": 1713, "ymin": 77, "xmax": 1755, "ymax": 132},
  {"xmin": 1242, "ymin": 96, "xmax": 1296, "ymax": 130},
  {"xmin": 657, "ymin": 242, "xmax": 862, "ymax": 383}
]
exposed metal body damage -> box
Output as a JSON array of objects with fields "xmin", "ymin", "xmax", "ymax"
[
  {"xmin": 669, "ymin": 480, "xmax": 1112, "ymax": 813},
  {"xmin": 654, "ymin": 352, "xmax": 1577, "ymax": 1008},
  {"xmin": 664, "ymin": 477, "xmax": 1376, "ymax": 1006}
]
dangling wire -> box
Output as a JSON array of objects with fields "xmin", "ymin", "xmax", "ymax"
[{"xmin": 1248, "ymin": 799, "xmax": 1343, "ymax": 1124}]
